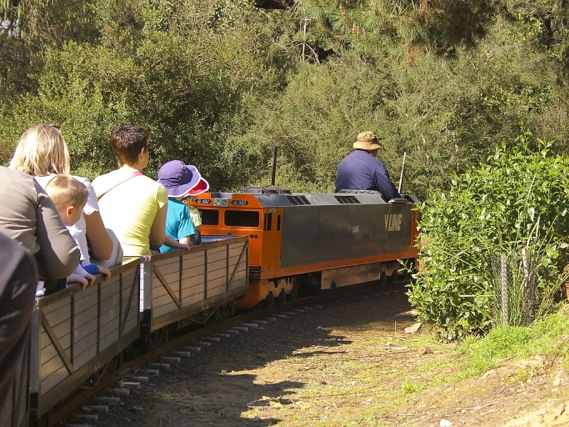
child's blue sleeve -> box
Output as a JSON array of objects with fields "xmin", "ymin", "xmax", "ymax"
[{"xmin": 81, "ymin": 262, "xmax": 100, "ymax": 275}]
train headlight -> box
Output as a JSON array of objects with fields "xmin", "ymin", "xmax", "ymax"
[{"xmin": 213, "ymin": 198, "xmax": 229, "ymax": 207}]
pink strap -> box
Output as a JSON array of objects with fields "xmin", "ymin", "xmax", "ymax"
[{"xmin": 97, "ymin": 170, "xmax": 143, "ymax": 200}]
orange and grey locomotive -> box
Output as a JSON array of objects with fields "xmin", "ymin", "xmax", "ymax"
[{"xmin": 196, "ymin": 187, "xmax": 419, "ymax": 308}]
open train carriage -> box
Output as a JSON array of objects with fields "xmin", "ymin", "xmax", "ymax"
[
  {"xmin": 142, "ymin": 235, "xmax": 248, "ymax": 334},
  {"xmin": 29, "ymin": 259, "xmax": 141, "ymax": 422},
  {"xmin": 195, "ymin": 188, "xmax": 420, "ymax": 308}
]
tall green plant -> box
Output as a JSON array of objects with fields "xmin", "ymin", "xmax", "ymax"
[{"xmin": 408, "ymin": 133, "xmax": 569, "ymax": 340}]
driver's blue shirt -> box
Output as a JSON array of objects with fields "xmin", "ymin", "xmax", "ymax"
[{"xmin": 335, "ymin": 149, "xmax": 401, "ymax": 200}]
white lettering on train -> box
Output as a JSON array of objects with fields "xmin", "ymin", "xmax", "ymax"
[{"xmin": 385, "ymin": 213, "xmax": 402, "ymax": 232}]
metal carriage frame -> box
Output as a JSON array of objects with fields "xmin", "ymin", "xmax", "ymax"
[{"xmin": 28, "ymin": 236, "xmax": 249, "ymax": 422}]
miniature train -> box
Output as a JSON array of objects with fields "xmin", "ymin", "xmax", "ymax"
[
  {"xmin": 197, "ymin": 187, "xmax": 420, "ymax": 308},
  {"xmin": 5, "ymin": 188, "xmax": 419, "ymax": 427}
]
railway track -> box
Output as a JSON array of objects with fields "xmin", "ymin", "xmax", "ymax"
[{"xmin": 53, "ymin": 281, "xmax": 409, "ymax": 427}]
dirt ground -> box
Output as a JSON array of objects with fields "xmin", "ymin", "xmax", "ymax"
[{"xmin": 89, "ymin": 288, "xmax": 569, "ymax": 427}]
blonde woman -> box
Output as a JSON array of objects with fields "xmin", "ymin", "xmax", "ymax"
[{"xmin": 9, "ymin": 124, "xmax": 122, "ymax": 269}]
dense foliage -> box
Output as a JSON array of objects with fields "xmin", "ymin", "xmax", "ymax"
[
  {"xmin": 3, "ymin": 0, "xmax": 569, "ymax": 336},
  {"xmin": 0, "ymin": 0, "xmax": 285, "ymax": 187},
  {"xmin": 408, "ymin": 135, "xmax": 569, "ymax": 339},
  {"xmin": 2, "ymin": 0, "xmax": 569, "ymax": 196}
]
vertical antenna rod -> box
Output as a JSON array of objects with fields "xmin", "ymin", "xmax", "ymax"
[
  {"xmin": 271, "ymin": 146, "xmax": 278, "ymax": 187},
  {"xmin": 398, "ymin": 152, "xmax": 407, "ymax": 193}
]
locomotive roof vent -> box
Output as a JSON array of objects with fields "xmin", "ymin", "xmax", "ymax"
[
  {"xmin": 240, "ymin": 186, "xmax": 292, "ymax": 194},
  {"xmin": 286, "ymin": 195, "xmax": 311, "ymax": 205},
  {"xmin": 337, "ymin": 189, "xmax": 382, "ymax": 195},
  {"xmin": 334, "ymin": 195, "xmax": 361, "ymax": 204}
]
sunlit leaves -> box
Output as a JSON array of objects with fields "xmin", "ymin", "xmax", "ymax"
[{"xmin": 409, "ymin": 135, "xmax": 569, "ymax": 339}]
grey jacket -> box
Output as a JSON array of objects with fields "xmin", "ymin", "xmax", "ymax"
[{"xmin": 0, "ymin": 167, "xmax": 79, "ymax": 280}]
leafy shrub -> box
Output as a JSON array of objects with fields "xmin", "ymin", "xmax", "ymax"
[{"xmin": 408, "ymin": 133, "xmax": 569, "ymax": 340}]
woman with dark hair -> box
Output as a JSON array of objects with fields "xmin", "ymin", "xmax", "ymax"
[{"xmin": 92, "ymin": 124, "xmax": 168, "ymax": 258}]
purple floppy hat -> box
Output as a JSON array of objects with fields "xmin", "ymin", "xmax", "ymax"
[{"xmin": 157, "ymin": 160, "xmax": 207, "ymax": 198}]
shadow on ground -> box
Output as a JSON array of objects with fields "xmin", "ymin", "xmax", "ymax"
[{"xmin": 94, "ymin": 283, "xmax": 414, "ymax": 427}]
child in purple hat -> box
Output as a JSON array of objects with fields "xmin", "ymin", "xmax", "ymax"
[{"xmin": 157, "ymin": 160, "xmax": 209, "ymax": 253}]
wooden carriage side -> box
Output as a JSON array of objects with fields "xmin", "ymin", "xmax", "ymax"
[
  {"xmin": 148, "ymin": 236, "xmax": 249, "ymax": 331},
  {"xmin": 29, "ymin": 259, "xmax": 140, "ymax": 420},
  {"xmin": 0, "ymin": 330, "xmax": 30, "ymax": 427}
]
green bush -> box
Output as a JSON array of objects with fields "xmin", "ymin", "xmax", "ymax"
[{"xmin": 408, "ymin": 133, "xmax": 569, "ymax": 340}]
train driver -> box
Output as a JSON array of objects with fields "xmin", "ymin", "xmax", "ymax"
[{"xmin": 334, "ymin": 131, "xmax": 401, "ymax": 200}]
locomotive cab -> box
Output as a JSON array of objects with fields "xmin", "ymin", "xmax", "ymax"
[
  {"xmin": 196, "ymin": 187, "xmax": 288, "ymax": 307},
  {"xmin": 198, "ymin": 187, "xmax": 286, "ymax": 271}
]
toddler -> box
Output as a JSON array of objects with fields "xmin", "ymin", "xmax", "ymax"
[{"xmin": 45, "ymin": 175, "xmax": 111, "ymax": 288}]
